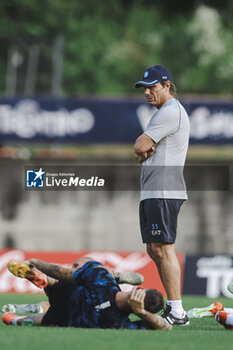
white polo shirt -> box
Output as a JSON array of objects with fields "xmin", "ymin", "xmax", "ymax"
[{"xmin": 140, "ymin": 98, "xmax": 190, "ymax": 200}]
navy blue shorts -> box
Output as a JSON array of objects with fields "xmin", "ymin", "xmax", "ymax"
[
  {"xmin": 42, "ymin": 282, "xmax": 72, "ymax": 327},
  {"xmin": 139, "ymin": 199, "xmax": 184, "ymax": 244}
]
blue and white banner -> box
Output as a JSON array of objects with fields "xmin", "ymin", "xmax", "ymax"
[
  {"xmin": 184, "ymin": 101, "xmax": 233, "ymax": 144},
  {"xmin": 0, "ymin": 97, "xmax": 232, "ymax": 144},
  {"xmin": 183, "ymin": 255, "xmax": 233, "ymax": 298}
]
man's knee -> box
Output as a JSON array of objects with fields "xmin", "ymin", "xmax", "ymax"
[
  {"xmin": 147, "ymin": 243, "xmax": 174, "ymax": 263},
  {"xmin": 147, "ymin": 243, "xmax": 163, "ymax": 262}
]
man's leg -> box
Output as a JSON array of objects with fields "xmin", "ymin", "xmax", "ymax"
[
  {"xmin": 216, "ymin": 311, "xmax": 233, "ymax": 329},
  {"xmin": 73, "ymin": 257, "xmax": 144, "ymax": 285},
  {"xmin": 147, "ymin": 242, "xmax": 189, "ymax": 325},
  {"xmin": 7, "ymin": 262, "xmax": 55, "ymax": 289},
  {"xmin": 2, "ymin": 301, "xmax": 50, "ymax": 315},
  {"xmin": 8, "ymin": 258, "xmax": 144, "ymax": 288},
  {"xmin": 2, "ymin": 312, "xmax": 44, "ymax": 326},
  {"xmin": 147, "ymin": 242, "xmax": 181, "ymax": 300},
  {"xmin": 106, "ymin": 267, "xmax": 144, "ymax": 285},
  {"xmin": 187, "ymin": 302, "xmax": 224, "ymax": 318}
]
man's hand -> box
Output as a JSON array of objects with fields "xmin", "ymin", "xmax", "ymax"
[
  {"xmin": 147, "ymin": 145, "xmax": 156, "ymax": 157},
  {"xmin": 130, "ymin": 287, "xmax": 172, "ymax": 330},
  {"xmin": 130, "ymin": 287, "xmax": 146, "ymax": 315},
  {"xmin": 134, "ymin": 151, "xmax": 148, "ymax": 163},
  {"xmin": 134, "ymin": 145, "xmax": 156, "ymax": 163}
]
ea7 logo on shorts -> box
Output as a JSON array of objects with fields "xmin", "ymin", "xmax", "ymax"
[
  {"xmin": 26, "ymin": 168, "xmax": 45, "ymax": 188},
  {"xmin": 151, "ymin": 223, "xmax": 161, "ymax": 236}
]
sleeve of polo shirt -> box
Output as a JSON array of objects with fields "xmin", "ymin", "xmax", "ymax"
[{"xmin": 144, "ymin": 106, "xmax": 180, "ymax": 144}]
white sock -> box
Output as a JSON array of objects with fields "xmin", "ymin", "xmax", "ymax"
[
  {"xmin": 11, "ymin": 317, "xmax": 25, "ymax": 325},
  {"xmin": 226, "ymin": 314, "xmax": 233, "ymax": 326},
  {"xmin": 167, "ymin": 300, "xmax": 184, "ymax": 318}
]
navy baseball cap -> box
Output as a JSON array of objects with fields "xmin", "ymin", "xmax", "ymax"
[{"xmin": 134, "ymin": 65, "xmax": 172, "ymax": 88}]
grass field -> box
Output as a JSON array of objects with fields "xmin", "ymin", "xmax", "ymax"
[{"xmin": 0, "ymin": 294, "xmax": 232, "ymax": 350}]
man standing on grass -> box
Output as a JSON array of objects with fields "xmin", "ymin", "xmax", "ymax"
[
  {"xmin": 134, "ymin": 65, "xmax": 190, "ymax": 326},
  {"xmin": 2, "ymin": 258, "xmax": 171, "ymax": 330}
]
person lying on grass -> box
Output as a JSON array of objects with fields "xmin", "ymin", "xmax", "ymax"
[{"xmin": 2, "ymin": 257, "xmax": 171, "ymax": 330}]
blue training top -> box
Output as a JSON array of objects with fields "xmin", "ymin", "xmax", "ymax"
[{"xmin": 66, "ymin": 260, "xmax": 146, "ymax": 329}]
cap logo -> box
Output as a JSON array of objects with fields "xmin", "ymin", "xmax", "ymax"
[
  {"xmin": 162, "ymin": 76, "xmax": 167, "ymax": 79},
  {"xmin": 144, "ymin": 71, "xmax": 149, "ymax": 78}
]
